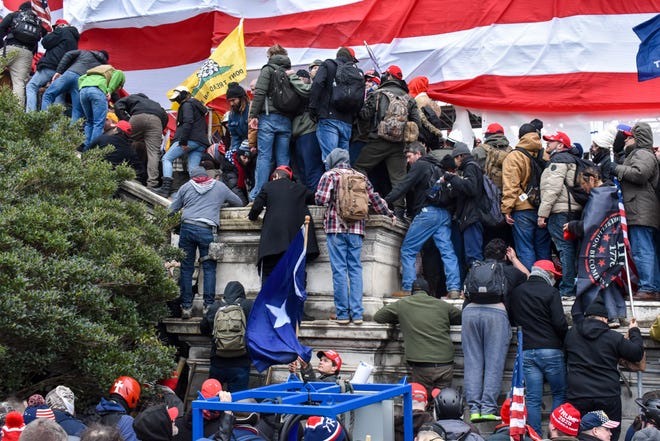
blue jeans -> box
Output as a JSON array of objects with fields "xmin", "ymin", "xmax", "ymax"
[
  {"xmin": 317, "ymin": 118, "xmax": 352, "ymax": 163},
  {"xmin": 523, "ymin": 348, "xmax": 567, "ymax": 435},
  {"xmin": 25, "ymin": 68, "xmax": 62, "ymax": 111},
  {"xmin": 512, "ymin": 209, "xmax": 552, "ymax": 270},
  {"xmin": 178, "ymin": 223, "xmax": 216, "ymax": 308},
  {"xmin": 209, "ymin": 365, "xmax": 250, "ymax": 392},
  {"xmin": 463, "ymin": 221, "xmax": 484, "ymax": 267},
  {"xmin": 628, "ymin": 225, "xmax": 660, "ymax": 292},
  {"xmin": 401, "ymin": 206, "xmax": 461, "ymax": 291},
  {"xmin": 79, "ymin": 86, "xmax": 108, "ymax": 148},
  {"xmin": 294, "ymin": 131, "xmax": 324, "ymax": 192},
  {"xmin": 326, "ymin": 233, "xmax": 363, "ymax": 320},
  {"xmin": 41, "ymin": 70, "xmax": 83, "ymax": 121},
  {"xmin": 161, "ymin": 140, "xmax": 206, "ymax": 178},
  {"xmin": 250, "ymin": 113, "xmax": 291, "ymax": 200},
  {"xmin": 548, "ymin": 212, "xmax": 578, "ymax": 296},
  {"xmin": 461, "ymin": 305, "xmax": 511, "ymax": 416},
  {"xmin": 573, "ymin": 283, "xmax": 626, "ymax": 324}
]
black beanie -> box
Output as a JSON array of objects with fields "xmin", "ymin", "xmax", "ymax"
[
  {"xmin": 519, "ymin": 123, "xmax": 537, "ymax": 138},
  {"xmin": 226, "ymin": 82, "xmax": 246, "ymax": 99},
  {"xmin": 530, "ymin": 118, "xmax": 544, "ymax": 132},
  {"xmin": 584, "ymin": 294, "xmax": 608, "ymax": 318}
]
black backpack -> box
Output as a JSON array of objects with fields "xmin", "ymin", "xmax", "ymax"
[
  {"xmin": 329, "ymin": 60, "xmax": 365, "ymax": 113},
  {"xmin": 564, "ymin": 156, "xmax": 594, "ymax": 210},
  {"xmin": 268, "ymin": 65, "xmax": 304, "ymax": 116},
  {"xmin": 515, "ymin": 148, "xmax": 546, "ymax": 208},
  {"xmin": 463, "ymin": 259, "xmax": 508, "ymax": 304},
  {"xmin": 11, "ymin": 10, "xmax": 42, "ymax": 45},
  {"xmin": 480, "ymin": 174, "xmax": 505, "ymax": 227},
  {"xmin": 426, "ymin": 164, "xmax": 450, "ymax": 207}
]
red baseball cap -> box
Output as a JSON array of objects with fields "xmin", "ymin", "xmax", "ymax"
[
  {"xmin": 55, "ymin": 19, "xmax": 69, "ymax": 26},
  {"xmin": 533, "ymin": 260, "xmax": 562, "ymax": 278},
  {"xmin": 551, "ymin": 403, "xmax": 581, "ymax": 436},
  {"xmin": 166, "ymin": 406, "xmax": 178, "ymax": 421},
  {"xmin": 347, "ymin": 47, "xmax": 358, "ymax": 62},
  {"xmin": 385, "ymin": 65, "xmax": 403, "ymax": 80},
  {"xmin": 115, "ymin": 120, "xmax": 132, "ymax": 135},
  {"xmin": 317, "ymin": 350, "xmax": 342, "ymax": 372},
  {"xmin": 543, "ymin": 131, "xmax": 571, "ymax": 147},
  {"xmin": 485, "ymin": 123, "xmax": 504, "ymax": 135},
  {"xmin": 200, "ymin": 378, "xmax": 222, "ymax": 398},
  {"xmin": 410, "ymin": 383, "xmax": 428, "ymax": 404}
]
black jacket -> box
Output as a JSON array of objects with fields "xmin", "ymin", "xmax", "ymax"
[
  {"xmin": 509, "ymin": 275, "xmax": 568, "ymax": 350},
  {"xmin": 0, "ymin": 8, "xmax": 47, "ymax": 52},
  {"xmin": 445, "ymin": 156, "xmax": 483, "ymax": 231},
  {"xmin": 133, "ymin": 405, "xmax": 174, "ymax": 441},
  {"xmin": 200, "ymin": 281, "xmax": 253, "ymax": 368},
  {"xmin": 37, "ymin": 25, "xmax": 79, "ymax": 71},
  {"xmin": 173, "ymin": 98, "xmax": 210, "ymax": 147},
  {"xmin": 385, "ymin": 155, "xmax": 449, "ymax": 218},
  {"xmin": 56, "ymin": 49, "xmax": 108, "ymax": 75},
  {"xmin": 114, "ymin": 93, "xmax": 169, "ymax": 130},
  {"xmin": 565, "ymin": 318, "xmax": 644, "ymax": 400},
  {"xmin": 88, "ymin": 132, "xmax": 147, "ymax": 184},
  {"xmin": 248, "ymin": 178, "xmax": 319, "ymax": 263},
  {"xmin": 308, "ymin": 55, "xmax": 360, "ymax": 123}
]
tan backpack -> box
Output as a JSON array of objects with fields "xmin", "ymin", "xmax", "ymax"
[
  {"xmin": 484, "ymin": 144, "xmax": 512, "ymax": 189},
  {"xmin": 86, "ymin": 64, "xmax": 115, "ymax": 85},
  {"xmin": 336, "ymin": 169, "xmax": 369, "ymax": 224}
]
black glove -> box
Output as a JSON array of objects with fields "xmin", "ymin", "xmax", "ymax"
[
  {"xmin": 609, "ymin": 161, "xmax": 619, "ymax": 177},
  {"xmin": 613, "ymin": 131, "xmax": 626, "ymax": 154}
]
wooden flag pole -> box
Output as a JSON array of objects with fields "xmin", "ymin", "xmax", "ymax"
[{"xmin": 303, "ymin": 215, "xmax": 311, "ymax": 253}]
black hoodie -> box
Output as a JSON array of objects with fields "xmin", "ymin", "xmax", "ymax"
[
  {"xmin": 200, "ymin": 281, "xmax": 253, "ymax": 368},
  {"xmin": 385, "ymin": 155, "xmax": 448, "ymax": 218},
  {"xmin": 133, "ymin": 405, "xmax": 174, "ymax": 441},
  {"xmin": 565, "ymin": 318, "xmax": 644, "ymax": 400}
]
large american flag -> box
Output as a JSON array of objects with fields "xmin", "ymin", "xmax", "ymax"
[
  {"xmin": 509, "ymin": 328, "xmax": 526, "ymax": 441},
  {"xmin": 31, "ymin": 0, "xmax": 51, "ymax": 32}
]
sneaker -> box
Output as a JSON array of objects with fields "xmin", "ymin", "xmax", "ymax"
[
  {"xmin": 181, "ymin": 307, "xmax": 193, "ymax": 319},
  {"xmin": 392, "ymin": 290, "xmax": 411, "ymax": 298},
  {"xmin": 447, "ymin": 290, "xmax": 462, "ymax": 299},
  {"xmin": 353, "ymin": 319, "xmax": 364, "ymax": 325},
  {"xmin": 608, "ymin": 318, "xmax": 621, "ymax": 329},
  {"xmin": 470, "ymin": 413, "xmax": 481, "ymax": 422},
  {"xmin": 478, "ymin": 414, "xmax": 501, "ymax": 422},
  {"xmin": 334, "ymin": 318, "xmax": 350, "ymax": 325}
]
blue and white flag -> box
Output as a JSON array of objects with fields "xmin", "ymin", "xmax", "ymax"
[{"xmin": 246, "ymin": 225, "xmax": 312, "ymax": 372}]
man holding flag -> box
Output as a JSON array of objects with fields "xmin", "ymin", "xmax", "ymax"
[
  {"xmin": 608, "ymin": 122, "xmax": 660, "ymax": 300},
  {"xmin": 246, "ymin": 223, "xmax": 312, "ymax": 372}
]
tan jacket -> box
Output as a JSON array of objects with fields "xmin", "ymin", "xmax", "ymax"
[
  {"xmin": 501, "ymin": 132, "xmax": 543, "ymax": 214},
  {"xmin": 538, "ymin": 152, "xmax": 580, "ymax": 218}
]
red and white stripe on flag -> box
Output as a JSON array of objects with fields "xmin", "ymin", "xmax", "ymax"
[
  {"xmin": 510, "ymin": 328, "xmax": 526, "ymax": 441},
  {"xmin": 31, "ymin": 0, "xmax": 51, "ymax": 32}
]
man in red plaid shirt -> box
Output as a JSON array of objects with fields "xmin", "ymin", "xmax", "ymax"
[{"xmin": 315, "ymin": 148, "xmax": 396, "ymax": 325}]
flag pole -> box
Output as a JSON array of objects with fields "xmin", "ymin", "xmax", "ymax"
[
  {"xmin": 623, "ymin": 246, "xmax": 635, "ymax": 318},
  {"xmin": 303, "ymin": 215, "xmax": 310, "ymax": 253}
]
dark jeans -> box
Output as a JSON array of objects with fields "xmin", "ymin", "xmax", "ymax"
[
  {"xmin": 294, "ymin": 132, "xmax": 324, "ymax": 192},
  {"xmin": 570, "ymin": 396, "xmax": 622, "ymax": 441},
  {"xmin": 209, "ymin": 365, "xmax": 250, "ymax": 392}
]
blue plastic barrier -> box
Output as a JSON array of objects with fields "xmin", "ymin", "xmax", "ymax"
[{"xmin": 191, "ymin": 380, "xmax": 413, "ymax": 441}]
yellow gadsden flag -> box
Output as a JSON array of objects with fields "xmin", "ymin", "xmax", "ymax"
[{"xmin": 171, "ymin": 18, "xmax": 246, "ymax": 104}]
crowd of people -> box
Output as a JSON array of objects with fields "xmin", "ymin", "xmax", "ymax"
[{"xmin": 3, "ymin": 8, "xmax": 660, "ymax": 441}]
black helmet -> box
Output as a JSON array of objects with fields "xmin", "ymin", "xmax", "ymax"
[
  {"xmin": 434, "ymin": 388, "xmax": 464, "ymax": 420},
  {"xmin": 637, "ymin": 398, "xmax": 660, "ymax": 427}
]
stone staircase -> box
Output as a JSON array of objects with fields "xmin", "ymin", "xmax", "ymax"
[{"xmin": 120, "ymin": 181, "xmax": 660, "ymax": 432}]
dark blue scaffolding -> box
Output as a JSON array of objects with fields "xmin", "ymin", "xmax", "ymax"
[{"xmin": 191, "ymin": 380, "xmax": 413, "ymax": 441}]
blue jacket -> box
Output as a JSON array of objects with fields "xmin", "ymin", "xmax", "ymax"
[
  {"xmin": 95, "ymin": 398, "xmax": 139, "ymax": 441},
  {"xmin": 53, "ymin": 409, "xmax": 87, "ymax": 436},
  {"xmin": 228, "ymin": 105, "xmax": 249, "ymax": 151}
]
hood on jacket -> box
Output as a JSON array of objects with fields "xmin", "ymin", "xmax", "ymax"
[
  {"xmin": 223, "ymin": 281, "xmax": 246, "ymax": 303},
  {"xmin": 326, "ymin": 148, "xmax": 350, "ymax": 169},
  {"xmin": 632, "ymin": 122, "xmax": 653, "ymax": 149},
  {"xmin": 516, "ymin": 132, "xmax": 542, "ymax": 153},
  {"xmin": 576, "ymin": 318, "xmax": 610, "ymax": 341},
  {"xmin": 133, "ymin": 405, "xmax": 174, "ymax": 441},
  {"xmin": 408, "ymin": 76, "xmax": 429, "ymax": 98},
  {"xmin": 268, "ymin": 54, "xmax": 291, "ymax": 69},
  {"xmin": 95, "ymin": 397, "xmax": 127, "ymax": 414},
  {"xmin": 380, "ymin": 78, "xmax": 409, "ymax": 94},
  {"xmin": 485, "ymin": 133, "xmax": 510, "ymax": 149},
  {"xmin": 191, "ymin": 179, "xmax": 215, "ymax": 195}
]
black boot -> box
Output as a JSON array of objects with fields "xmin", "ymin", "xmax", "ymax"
[{"xmin": 154, "ymin": 177, "xmax": 173, "ymax": 197}]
